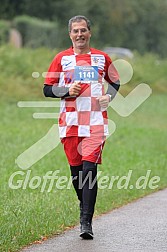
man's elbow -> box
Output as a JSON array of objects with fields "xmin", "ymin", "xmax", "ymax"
[{"xmin": 43, "ymin": 85, "xmax": 50, "ymax": 97}]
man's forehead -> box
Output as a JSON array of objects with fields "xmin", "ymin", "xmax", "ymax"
[{"xmin": 71, "ymin": 20, "xmax": 88, "ymax": 29}]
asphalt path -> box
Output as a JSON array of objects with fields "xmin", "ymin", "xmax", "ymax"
[{"xmin": 22, "ymin": 188, "xmax": 167, "ymax": 252}]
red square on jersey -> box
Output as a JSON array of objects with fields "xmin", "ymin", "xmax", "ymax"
[
  {"xmin": 80, "ymin": 83, "xmax": 91, "ymax": 97},
  {"xmin": 90, "ymin": 125, "xmax": 105, "ymax": 136},
  {"xmin": 65, "ymin": 99, "xmax": 76, "ymax": 112},
  {"xmin": 91, "ymin": 97, "xmax": 101, "ymax": 111},
  {"xmin": 66, "ymin": 125, "xmax": 78, "ymax": 137},
  {"xmin": 78, "ymin": 111, "xmax": 90, "ymax": 125},
  {"xmin": 102, "ymin": 111, "xmax": 108, "ymax": 124},
  {"xmin": 59, "ymin": 112, "xmax": 66, "ymax": 126}
]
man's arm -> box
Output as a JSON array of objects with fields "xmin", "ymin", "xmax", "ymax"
[
  {"xmin": 104, "ymin": 53, "xmax": 120, "ymax": 101},
  {"xmin": 97, "ymin": 80, "xmax": 120, "ymax": 108},
  {"xmin": 106, "ymin": 80, "xmax": 120, "ymax": 101},
  {"xmin": 43, "ymin": 84, "xmax": 70, "ymax": 98},
  {"xmin": 43, "ymin": 82, "xmax": 81, "ymax": 98}
]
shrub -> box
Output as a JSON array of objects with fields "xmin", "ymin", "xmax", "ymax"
[
  {"xmin": 0, "ymin": 20, "xmax": 10, "ymax": 45},
  {"xmin": 13, "ymin": 15, "xmax": 61, "ymax": 49}
]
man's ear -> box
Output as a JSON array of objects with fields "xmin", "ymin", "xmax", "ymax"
[{"xmin": 69, "ymin": 32, "xmax": 72, "ymax": 40}]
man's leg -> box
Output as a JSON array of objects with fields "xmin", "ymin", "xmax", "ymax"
[
  {"xmin": 80, "ymin": 161, "xmax": 97, "ymax": 239},
  {"xmin": 70, "ymin": 165, "xmax": 83, "ymax": 202},
  {"xmin": 61, "ymin": 137, "xmax": 84, "ymax": 225},
  {"xmin": 79, "ymin": 135, "xmax": 105, "ymax": 239},
  {"xmin": 70, "ymin": 165, "xmax": 83, "ymax": 225},
  {"xmin": 62, "ymin": 136, "xmax": 101, "ymax": 239}
]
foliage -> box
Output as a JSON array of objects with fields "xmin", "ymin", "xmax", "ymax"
[
  {"xmin": 0, "ymin": 20, "xmax": 10, "ymax": 45},
  {"xmin": 0, "ymin": 0, "xmax": 167, "ymax": 56},
  {"xmin": 0, "ymin": 46, "xmax": 166, "ymax": 102},
  {"xmin": 12, "ymin": 15, "xmax": 61, "ymax": 49}
]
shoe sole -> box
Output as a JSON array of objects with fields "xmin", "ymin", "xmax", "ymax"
[{"xmin": 80, "ymin": 232, "xmax": 94, "ymax": 240}]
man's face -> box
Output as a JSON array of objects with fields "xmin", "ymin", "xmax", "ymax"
[{"xmin": 69, "ymin": 20, "xmax": 91, "ymax": 50}]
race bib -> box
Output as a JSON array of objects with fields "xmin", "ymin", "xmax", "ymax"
[{"xmin": 74, "ymin": 66, "xmax": 98, "ymax": 81}]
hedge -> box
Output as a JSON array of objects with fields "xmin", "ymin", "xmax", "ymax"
[
  {"xmin": 13, "ymin": 15, "xmax": 61, "ymax": 48},
  {"xmin": 0, "ymin": 20, "xmax": 10, "ymax": 45}
]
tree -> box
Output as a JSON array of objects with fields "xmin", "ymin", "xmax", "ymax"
[{"xmin": 1, "ymin": 0, "xmax": 167, "ymax": 56}]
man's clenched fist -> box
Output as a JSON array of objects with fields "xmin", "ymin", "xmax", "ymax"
[{"xmin": 69, "ymin": 82, "xmax": 81, "ymax": 96}]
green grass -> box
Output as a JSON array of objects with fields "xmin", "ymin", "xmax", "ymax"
[
  {"xmin": 0, "ymin": 94, "xmax": 166, "ymax": 251},
  {"xmin": 0, "ymin": 46, "xmax": 167, "ymax": 251}
]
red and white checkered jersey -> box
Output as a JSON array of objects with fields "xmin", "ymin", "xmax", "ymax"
[{"xmin": 45, "ymin": 47, "xmax": 119, "ymax": 138}]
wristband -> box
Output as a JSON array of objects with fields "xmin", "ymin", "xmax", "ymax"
[{"xmin": 106, "ymin": 94, "xmax": 112, "ymax": 102}]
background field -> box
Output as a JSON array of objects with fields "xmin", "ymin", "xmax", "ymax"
[{"xmin": 0, "ymin": 46, "xmax": 167, "ymax": 251}]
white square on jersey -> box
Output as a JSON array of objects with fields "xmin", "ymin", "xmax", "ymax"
[
  {"xmin": 60, "ymin": 99, "xmax": 66, "ymax": 113},
  {"xmin": 90, "ymin": 111, "xmax": 104, "ymax": 125},
  {"xmin": 66, "ymin": 111, "xmax": 78, "ymax": 125},
  {"xmin": 91, "ymin": 82, "xmax": 102, "ymax": 97},
  {"xmin": 76, "ymin": 97, "xmax": 91, "ymax": 111},
  {"xmin": 104, "ymin": 124, "xmax": 109, "ymax": 135},
  {"xmin": 59, "ymin": 126, "xmax": 67, "ymax": 138},
  {"xmin": 91, "ymin": 55, "xmax": 105, "ymax": 71},
  {"xmin": 61, "ymin": 55, "xmax": 76, "ymax": 71},
  {"xmin": 78, "ymin": 125, "xmax": 90, "ymax": 137}
]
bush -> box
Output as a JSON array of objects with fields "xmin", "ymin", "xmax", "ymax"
[
  {"xmin": 13, "ymin": 15, "xmax": 61, "ymax": 49},
  {"xmin": 0, "ymin": 20, "xmax": 10, "ymax": 45}
]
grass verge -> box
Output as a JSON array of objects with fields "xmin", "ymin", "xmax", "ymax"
[
  {"xmin": 0, "ymin": 94, "xmax": 166, "ymax": 251},
  {"xmin": 0, "ymin": 46, "xmax": 167, "ymax": 251}
]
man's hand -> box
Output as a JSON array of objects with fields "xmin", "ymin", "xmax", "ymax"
[
  {"xmin": 97, "ymin": 95, "xmax": 110, "ymax": 108},
  {"xmin": 69, "ymin": 82, "xmax": 81, "ymax": 96}
]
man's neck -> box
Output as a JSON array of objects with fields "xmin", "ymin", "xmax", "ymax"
[{"xmin": 73, "ymin": 47, "xmax": 90, "ymax": 55}]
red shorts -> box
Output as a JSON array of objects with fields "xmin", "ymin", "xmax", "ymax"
[{"xmin": 61, "ymin": 136, "xmax": 106, "ymax": 166}]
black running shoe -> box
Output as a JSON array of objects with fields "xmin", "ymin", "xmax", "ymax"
[{"xmin": 80, "ymin": 222, "xmax": 94, "ymax": 239}]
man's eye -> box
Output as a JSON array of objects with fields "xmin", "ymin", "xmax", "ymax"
[
  {"xmin": 81, "ymin": 29, "xmax": 87, "ymax": 33},
  {"xmin": 72, "ymin": 29, "xmax": 88, "ymax": 34}
]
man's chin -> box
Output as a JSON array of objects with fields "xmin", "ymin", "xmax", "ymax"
[{"xmin": 76, "ymin": 42, "xmax": 85, "ymax": 47}]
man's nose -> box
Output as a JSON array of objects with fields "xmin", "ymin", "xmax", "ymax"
[{"xmin": 78, "ymin": 30, "xmax": 82, "ymax": 35}]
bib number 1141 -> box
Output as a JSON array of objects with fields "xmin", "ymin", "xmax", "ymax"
[
  {"xmin": 79, "ymin": 71, "xmax": 95, "ymax": 79},
  {"xmin": 74, "ymin": 66, "xmax": 98, "ymax": 81}
]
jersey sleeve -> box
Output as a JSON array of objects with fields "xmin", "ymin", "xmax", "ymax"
[
  {"xmin": 104, "ymin": 54, "xmax": 119, "ymax": 84},
  {"xmin": 44, "ymin": 54, "xmax": 62, "ymax": 86}
]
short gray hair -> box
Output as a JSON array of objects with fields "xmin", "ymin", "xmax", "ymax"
[{"xmin": 68, "ymin": 15, "xmax": 91, "ymax": 32}]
